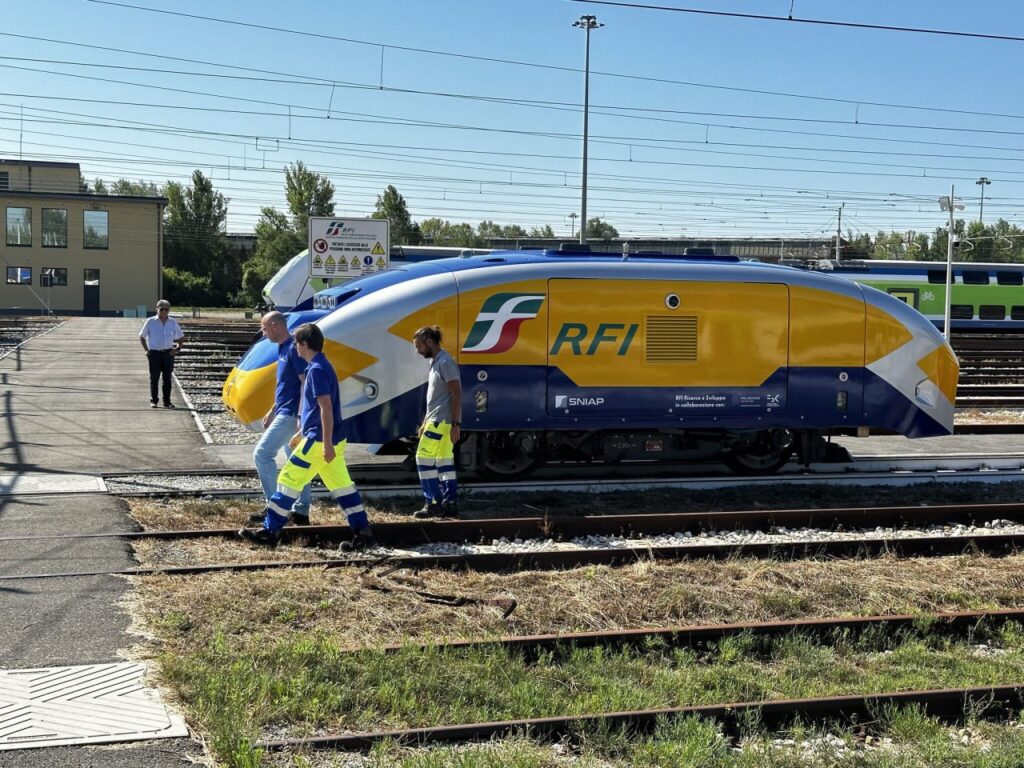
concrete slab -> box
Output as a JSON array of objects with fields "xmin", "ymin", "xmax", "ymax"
[
  {"xmin": 0, "ymin": 475, "xmax": 105, "ymax": 496},
  {"xmin": 0, "ymin": 318, "xmax": 206, "ymax": 473},
  {"xmin": 839, "ymin": 433, "xmax": 1024, "ymax": 458}
]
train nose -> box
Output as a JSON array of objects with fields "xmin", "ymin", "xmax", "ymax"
[{"xmin": 222, "ymin": 363, "xmax": 276, "ymax": 430}]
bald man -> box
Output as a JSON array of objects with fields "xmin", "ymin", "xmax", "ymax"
[{"xmin": 250, "ymin": 311, "xmax": 313, "ymax": 523}]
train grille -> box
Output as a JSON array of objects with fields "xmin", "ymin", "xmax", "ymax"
[{"xmin": 645, "ymin": 316, "xmax": 697, "ymax": 363}]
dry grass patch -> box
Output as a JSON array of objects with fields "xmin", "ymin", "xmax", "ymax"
[{"xmin": 130, "ymin": 553, "xmax": 1024, "ymax": 658}]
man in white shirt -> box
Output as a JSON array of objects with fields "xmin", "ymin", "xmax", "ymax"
[{"xmin": 138, "ymin": 299, "xmax": 185, "ymax": 408}]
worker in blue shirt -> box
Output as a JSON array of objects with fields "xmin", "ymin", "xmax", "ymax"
[
  {"xmin": 238, "ymin": 322, "xmax": 375, "ymax": 550},
  {"xmin": 249, "ymin": 311, "xmax": 312, "ymax": 525}
]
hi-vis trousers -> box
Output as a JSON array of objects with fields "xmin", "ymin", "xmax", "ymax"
[
  {"xmin": 416, "ymin": 420, "xmax": 457, "ymax": 505},
  {"xmin": 262, "ymin": 437, "xmax": 368, "ymax": 533}
]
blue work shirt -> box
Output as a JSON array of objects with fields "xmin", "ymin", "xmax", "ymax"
[
  {"xmin": 274, "ymin": 338, "xmax": 308, "ymax": 417},
  {"xmin": 300, "ymin": 352, "xmax": 344, "ymax": 444}
]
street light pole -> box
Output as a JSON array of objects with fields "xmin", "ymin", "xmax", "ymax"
[
  {"xmin": 574, "ymin": 14, "xmax": 602, "ymax": 246},
  {"xmin": 976, "ymin": 176, "xmax": 991, "ymax": 223},
  {"xmin": 938, "ymin": 187, "xmax": 964, "ymax": 341}
]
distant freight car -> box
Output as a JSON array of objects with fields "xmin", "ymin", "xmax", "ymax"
[{"xmin": 223, "ymin": 250, "xmax": 958, "ymax": 476}]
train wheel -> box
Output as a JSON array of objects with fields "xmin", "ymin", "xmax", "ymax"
[
  {"xmin": 723, "ymin": 429, "xmax": 794, "ymax": 475},
  {"xmin": 477, "ymin": 431, "xmax": 540, "ymax": 480}
]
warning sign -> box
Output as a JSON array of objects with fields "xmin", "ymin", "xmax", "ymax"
[{"xmin": 308, "ymin": 217, "xmax": 390, "ymax": 278}]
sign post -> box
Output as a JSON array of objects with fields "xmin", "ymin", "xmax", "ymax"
[{"xmin": 308, "ymin": 217, "xmax": 390, "ymax": 281}]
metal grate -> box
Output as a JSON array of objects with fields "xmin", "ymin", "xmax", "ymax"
[
  {"xmin": 0, "ymin": 662, "xmax": 187, "ymax": 751},
  {"xmin": 645, "ymin": 316, "xmax": 697, "ymax": 363}
]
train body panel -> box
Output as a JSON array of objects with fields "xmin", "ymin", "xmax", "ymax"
[{"xmin": 223, "ymin": 252, "xmax": 958, "ymax": 464}]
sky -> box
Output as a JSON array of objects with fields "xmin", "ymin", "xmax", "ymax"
[{"xmin": 4, "ymin": 0, "xmax": 1024, "ymax": 242}]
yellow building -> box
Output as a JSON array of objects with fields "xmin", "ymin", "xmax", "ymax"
[{"xmin": 0, "ymin": 159, "xmax": 166, "ymax": 316}]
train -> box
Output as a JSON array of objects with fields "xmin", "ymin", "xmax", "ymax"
[
  {"xmin": 795, "ymin": 259, "xmax": 1024, "ymax": 331},
  {"xmin": 223, "ymin": 249, "xmax": 959, "ymax": 476}
]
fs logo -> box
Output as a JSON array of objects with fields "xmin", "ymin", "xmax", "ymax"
[
  {"xmin": 324, "ymin": 221, "xmax": 354, "ymax": 236},
  {"xmin": 462, "ymin": 293, "xmax": 545, "ymax": 354}
]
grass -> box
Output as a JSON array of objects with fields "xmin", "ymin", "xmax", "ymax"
[{"xmin": 160, "ymin": 622, "xmax": 1024, "ymax": 740}]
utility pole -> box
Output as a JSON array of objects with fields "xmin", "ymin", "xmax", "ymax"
[
  {"xmin": 835, "ymin": 203, "xmax": 844, "ymax": 260},
  {"xmin": 976, "ymin": 177, "xmax": 991, "ymax": 223},
  {"xmin": 938, "ymin": 187, "xmax": 965, "ymax": 341},
  {"xmin": 573, "ymin": 15, "xmax": 602, "ymax": 246},
  {"xmin": 568, "ymin": 212, "xmax": 578, "ymax": 239}
]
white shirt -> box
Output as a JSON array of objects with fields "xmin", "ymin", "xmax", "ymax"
[{"xmin": 139, "ymin": 315, "xmax": 184, "ymax": 351}]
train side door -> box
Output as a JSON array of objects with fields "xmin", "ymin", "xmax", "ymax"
[{"xmin": 546, "ymin": 278, "xmax": 790, "ymax": 421}]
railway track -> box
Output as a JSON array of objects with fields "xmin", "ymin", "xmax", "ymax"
[
  {"xmin": 99, "ymin": 452, "xmax": 1024, "ymax": 498},
  {"xmin": 7, "ymin": 500, "xmax": 1024, "ymax": 579}
]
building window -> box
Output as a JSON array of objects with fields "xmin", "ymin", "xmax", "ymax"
[
  {"xmin": 40, "ymin": 268, "xmax": 68, "ymax": 287},
  {"xmin": 0, "ymin": 171, "xmax": 8, "ymax": 190},
  {"xmin": 84, "ymin": 210, "xmax": 109, "ymax": 249},
  {"xmin": 6, "ymin": 207, "xmax": 31, "ymax": 246},
  {"xmin": 42, "ymin": 208, "xmax": 68, "ymax": 247},
  {"xmin": 84, "ymin": 269, "xmax": 100, "ymax": 285},
  {"xmin": 6, "ymin": 266, "xmax": 31, "ymax": 285}
]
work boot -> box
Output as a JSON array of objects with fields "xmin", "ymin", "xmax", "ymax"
[
  {"xmin": 236, "ymin": 527, "xmax": 280, "ymax": 548},
  {"xmin": 413, "ymin": 502, "xmax": 441, "ymax": 519},
  {"xmin": 338, "ymin": 528, "xmax": 377, "ymax": 553},
  {"xmin": 438, "ymin": 503, "xmax": 459, "ymax": 518},
  {"xmin": 291, "ymin": 513, "xmax": 311, "ymax": 526}
]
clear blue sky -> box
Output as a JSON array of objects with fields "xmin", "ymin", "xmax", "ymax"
[{"xmin": 4, "ymin": 0, "xmax": 1024, "ymax": 241}]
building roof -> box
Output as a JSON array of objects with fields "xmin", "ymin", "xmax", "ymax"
[
  {"xmin": 0, "ymin": 189, "xmax": 167, "ymax": 204},
  {"xmin": 0, "ymin": 158, "xmax": 80, "ymax": 170}
]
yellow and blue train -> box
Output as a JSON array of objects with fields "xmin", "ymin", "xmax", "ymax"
[{"xmin": 223, "ymin": 250, "xmax": 959, "ymax": 476}]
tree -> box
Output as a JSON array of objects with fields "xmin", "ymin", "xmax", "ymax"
[
  {"xmin": 110, "ymin": 178, "xmax": 160, "ymax": 196},
  {"xmin": 477, "ymin": 221, "xmax": 528, "ymax": 240},
  {"xmin": 529, "ymin": 225, "xmax": 555, "ymax": 238},
  {"xmin": 92, "ymin": 179, "xmax": 108, "ymax": 195},
  {"xmin": 241, "ymin": 208, "xmax": 305, "ymax": 306},
  {"xmin": 163, "ymin": 170, "xmax": 232, "ymax": 304},
  {"xmin": 585, "ymin": 217, "xmax": 618, "ymax": 241},
  {"xmin": 420, "ymin": 218, "xmax": 481, "ymax": 247},
  {"xmin": 284, "ymin": 161, "xmax": 334, "ymax": 235},
  {"xmin": 372, "ymin": 185, "xmax": 421, "ymax": 245}
]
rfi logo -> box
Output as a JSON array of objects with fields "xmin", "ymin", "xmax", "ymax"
[
  {"xmin": 462, "ymin": 293, "xmax": 545, "ymax": 354},
  {"xmin": 324, "ymin": 221, "xmax": 353, "ymax": 236}
]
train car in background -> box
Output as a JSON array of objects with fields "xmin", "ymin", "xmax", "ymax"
[
  {"xmin": 225, "ymin": 250, "xmax": 958, "ymax": 477},
  {"xmin": 801, "ymin": 259, "xmax": 1024, "ymax": 331},
  {"xmin": 262, "ymin": 246, "xmax": 492, "ymax": 312}
]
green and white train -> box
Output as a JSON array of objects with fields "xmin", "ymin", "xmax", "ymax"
[{"xmin": 801, "ymin": 259, "xmax": 1024, "ymax": 331}]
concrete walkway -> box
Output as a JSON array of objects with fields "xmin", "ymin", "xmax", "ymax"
[{"xmin": 0, "ymin": 318, "xmax": 203, "ymax": 766}]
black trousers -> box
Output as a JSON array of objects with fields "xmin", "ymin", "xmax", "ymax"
[{"xmin": 147, "ymin": 349, "xmax": 175, "ymax": 404}]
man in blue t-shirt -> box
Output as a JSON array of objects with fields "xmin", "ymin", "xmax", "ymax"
[
  {"xmin": 238, "ymin": 322, "xmax": 375, "ymax": 550},
  {"xmin": 250, "ymin": 312, "xmax": 312, "ymax": 524}
]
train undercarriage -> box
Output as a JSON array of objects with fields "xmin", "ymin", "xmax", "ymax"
[{"xmin": 385, "ymin": 428, "xmax": 853, "ymax": 479}]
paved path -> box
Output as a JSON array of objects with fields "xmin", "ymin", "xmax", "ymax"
[{"xmin": 0, "ymin": 318, "xmax": 203, "ymax": 766}]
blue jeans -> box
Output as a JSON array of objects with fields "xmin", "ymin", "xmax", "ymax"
[{"xmin": 253, "ymin": 413, "xmax": 311, "ymax": 516}]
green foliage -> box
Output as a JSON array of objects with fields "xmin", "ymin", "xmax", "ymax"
[
  {"xmin": 529, "ymin": 224, "xmax": 555, "ymax": 238},
  {"xmin": 477, "ymin": 220, "xmax": 528, "ymax": 239},
  {"xmin": 585, "ymin": 217, "xmax": 619, "ymax": 241},
  {"xmin": 284, "ymin": 161, "xmax": 334, "ymax": 235},
  {"xmin": 420, "ymin": 217, "xmax": 482, "ymax": 247},
  {"xmin": 241, "ymin": 207, "xmax": 305, "ymax": 306},
  {"xmin": 372, "ymin": 185, "xmax": 422, "ymax": 244},
  {"xmin": 161, "ymin": 170, "xmax": 242, "ymax": 305},
  {"xmin": 162, "ymin": 266, "xmax": 216, "ymax": 306}
]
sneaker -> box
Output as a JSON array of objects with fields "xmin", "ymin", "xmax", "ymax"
[
  {"xmin": 237, "ymin": 526, "xmax": 280, "ymax": 547},
  {"xmin": 291, "ymin": 513, "xmax": 311, "ymax": 526},
  {"xmin": 339, "ymin": 529, "xmax": 377, "ymax": 553},
  {"xmin": 163, "ymin": 402, "xmax": 176, "ymax": 409},
  {"xmin": 413, "ymin": 502, "xmax": 441, "ymax": 519},
  {"xmin": 150, "ymin": 401, "xmax": 159, "ymax": 408}
]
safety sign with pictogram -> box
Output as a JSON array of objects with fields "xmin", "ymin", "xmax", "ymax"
[{"xmin": 308, "ymin": 217, "xmax": 390, "ymax": 278}]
